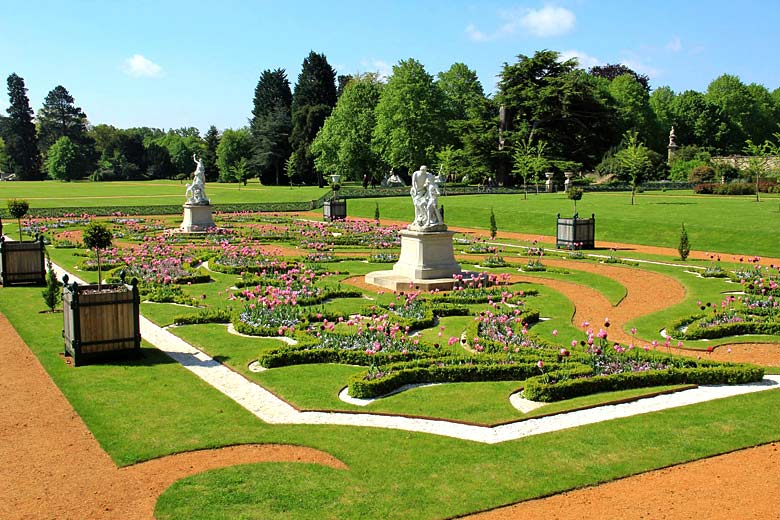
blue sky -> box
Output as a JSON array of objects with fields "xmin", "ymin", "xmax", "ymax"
[{"xmin": 1, "ymin": 0, "xmax": 778, "ymax": 133}]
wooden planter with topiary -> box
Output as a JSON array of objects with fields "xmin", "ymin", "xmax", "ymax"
[
  {"xmin": 62, "ymin": 275, "xmax": 141, "ymax": 366},
  {"xmin": 61, "ymin": 221, "xmax": 141, "ymax": 366},
  {"xmin": 556, "ymin": 213, "xmax": 595, "ymax": 249},
  {"xmin": 0, "ymin": 198, "xmax": 46, "ymax": 286},
  {"xmin": 0, "ymin": 236, "xmax": 46, "ymax": 286}
]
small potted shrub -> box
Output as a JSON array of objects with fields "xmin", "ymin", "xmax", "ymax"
[
  {"xmin": 62, "ymin": 221, "xmax": 140, "ymax": 366},
  {"xmin": 0, "ymin": 199, "xmax": 45, "ymax": 286}
]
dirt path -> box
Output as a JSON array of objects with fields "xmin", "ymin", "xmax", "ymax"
[
  {"xmin": 0, "ymin": 312, "xmax": 346, "ymax": 520},
  {"xmin": 468, "ymin": 442, "xmax": 780, "ymax": 520}
]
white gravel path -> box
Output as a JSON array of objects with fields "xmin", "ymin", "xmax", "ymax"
[{"xmin": 50, "ymin": 262, "xmax": 780, "ymax": 444}]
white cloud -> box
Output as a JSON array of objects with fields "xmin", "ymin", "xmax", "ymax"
[
  {"xmin": 466, "ymin": 5, "xmax": 575, "ymax": 41},
  {"xmin": 559, "ymin": 49, "xmax": 601, "ymax": 69},
  {"xmin": 465, "ymin": 24, "xmax": 490, "ymax": 42},
  {"xmin": 123, "ymin": 54, "xmax": 163, "ymax": 78},
  {"xmin": 665, "ymin": 36, "xmax": 682, "ymax": 53},
  {"xmin": 515, "ymin": 6, "xmax": 576, "ymax": 37}
]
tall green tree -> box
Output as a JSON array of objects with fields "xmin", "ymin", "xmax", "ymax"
[
  {"xmin": 45, "ymin": 136, "xmax": 80, "ymax": 181},
  {"xmin": 202, "ymin": 125, "xmax": 220, "ymax": 182},
  {"xmin": 37, "ymin": 85, "xmax": 97, "ymax": 176},
  {"xmin": 290, "ymin": 52, "xmax": 337, "ymax": 186},
  {"xmin": 498, "ymin": 50, "xmax": 619, "ymax": 171},
  {"xmin": 435, "ymin": 63, "xmax": 495, "ymax": 180},
  {"xmin": 608, "ymin": 74, "xmax": 657, "ymax": 148},
  {"xmin": 669, "ymin": 90, "xmax": 739, "ymax": 153},
  {"xmin": 250, "ymin": 69, "xmax": 292, "ymax": 185},
  {"xmin": 216, "ymin": 128, "xmax": 252, "ymax": 183},
  {"xmin": 589, "ymin": 63, "xmax": 650, "ymax": 91},
  {"xmin": 312, "ymin": 74, "xmax": 383, "ymax": 181},
  {"xmin": 151, "ymin": 130, "xmax": 204, "ymax": 177},
  {"xmin": 4, "ymin": 73, "xmax": 42, "ymax": 180},
  {"xmin": 373, "ymin": 58, "xmax": 447, "ymax": 172}
]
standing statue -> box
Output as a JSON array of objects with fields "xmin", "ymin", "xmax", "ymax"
[
  {"xmin": 409, "ymin": 165, "xmax": 444, "ymax": 230},
  {"xmin": 185, "ymin": 154, "xmax": 209, "ymax": 205}
]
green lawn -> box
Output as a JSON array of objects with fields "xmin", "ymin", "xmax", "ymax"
[{"xmin": 0, "ymin": 179, "xmax": 327, "ymax": 207}]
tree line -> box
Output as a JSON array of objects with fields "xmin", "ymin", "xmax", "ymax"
[{"xmin": 2, "ymin": 49, "xmax": 779, "ymax": 186}]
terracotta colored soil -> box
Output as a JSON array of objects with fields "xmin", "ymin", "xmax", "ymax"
[
  {"xmin": 0, "ymin": 312, "xmax": 346, "ymax": 520},
  {"xmin": 468, "ymin": 442, "xmax": 780, "ymax": 520},
  {"xmin": 3, "ymin": 222, "xmax": 780, "ymax": 518}
]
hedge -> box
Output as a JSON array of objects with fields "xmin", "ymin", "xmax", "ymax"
[
  {"xmin": 347, "ymin": 355, "xmax": 568, "ymax": 399},
  {"xmin": 523, "ymin": 363, "xmax": 765, "ymax": 402},
  {"xmin": 258, "ymin": 342, "xmax": 442, "ymax": 369},
  {"xmin": 173, "ymin": 307, "xmax": 234, "ymax": 325}
]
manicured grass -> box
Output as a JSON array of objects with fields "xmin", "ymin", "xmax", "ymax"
[
  {"xmin": 352, "ymin": 191, "xmax": 780, "ymax": 257},
  {"xmin": 0, "ymin": 179, "xmax": 327, "ymax": 207}
]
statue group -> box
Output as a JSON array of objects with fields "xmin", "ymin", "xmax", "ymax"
[
  {"xmin": 409, "ymin": 165, "xmax": 444, "ymax": 230},
  {"xmin": 185, "ymin": 154, "xmax": 209, "ymax": 205}
]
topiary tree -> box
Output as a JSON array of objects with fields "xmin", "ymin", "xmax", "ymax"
[
  {"xmin": 41, "ymin": 253, "xmax": 61, "ymax": 312},
  {"xmin": 374, "ymin": 202, "xmax": 380, "ymax": 223},
  {"xmin": 7, "ymin": 199, "xmax": 29, "ymax": 241},
  {"xmin": 489, "ymin": 208, "xmax": 497, "ymax": 239},
  {"xmin": 568, "ymin": 187, "xmax": 584, "ymax": 214},
  {"xmin": 82, "ymin": 222, "xmax": 113, "ymax": 289},
  {"xmin": 678, "ymin": 223, "xmax": 690, "ymax": 261}
]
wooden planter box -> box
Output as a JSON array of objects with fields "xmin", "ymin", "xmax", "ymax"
[
  {"xmin": 556, "ymin": 213, "xmax": 595, "ymax": 249},
  {"xmin": 62, "ymin": 276, "xmax": 141, "ymax": 366},
  {"xmin": 323, "ymin": 199, "xmax": 347, "ymax": 221},
  {"xmin": 0, "ymin": 236, "xmax": 46, "ymax": 286}
]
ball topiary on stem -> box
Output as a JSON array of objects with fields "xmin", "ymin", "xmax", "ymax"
[
  {"xmin": 82, "ymin": 222, "xmax": 113, "ymax": 289},
  {"xmin": 7, "ymin": 199, "xmax": 29, "ymax": 241},
  {"xmin": 567, "ymin": 188, "xmax": 584, "ymax": 215}
]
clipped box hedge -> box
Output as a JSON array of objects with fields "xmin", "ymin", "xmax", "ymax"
[
  {"xmin": 348, "ymin": 354, "xmax": 567, "ymax": 399},
  {"xmin": 523, "ymin": 362, "xmax": 765, "ymax": 402}
]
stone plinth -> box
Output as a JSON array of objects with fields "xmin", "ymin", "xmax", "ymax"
[
  {"xmin": 365, "ymin": 229, "xmax": 462, "ymax": 291},
  {"xmin": 180, "ymin": 203, "xmax": 215, "ymax": 233}
]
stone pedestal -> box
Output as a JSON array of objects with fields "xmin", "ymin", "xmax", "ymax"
[
  {"xmin": 365, "ymin": 229, "xmax": 462, "ymax": 291},
  {"xmin": 180, "ymin": 203, "xmax": 215, "ymax": 233}
]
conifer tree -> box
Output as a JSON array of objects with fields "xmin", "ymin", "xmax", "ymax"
[
  {"xmin": 290, "ymin": 52, "xmax": 337, "ymax": 186},
  {"xmin": 4, "ymin": 74, "xmax": 41, "ymax": 180},
  {"xmin": 250, "ymin": 69, "xmax": 292, "ymax": 185},
  {"xmin": 38, "ymin": 85, "xmax": 96, "ymax": 177},
  {"xmin": 203, "ymin": 125, "xmax": 220, "ymax": 182},
  {"xmin": 678, "ymin": 223, "xmax": 691, "ymax": 261}
]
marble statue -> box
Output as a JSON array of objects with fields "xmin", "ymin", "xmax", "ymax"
[
  {"xmin": 409, "ymin": 165, "xmax": 443, "ymax": 230},
  {"xmin": 185, "ymin": 154, "xmax": 209, "ymax": 205},
  {"xmin": 383, "ymin": 168, "xmax": 406, "ymax": 187},
  {"xmin": 668, "ymin": 126, "xmax": 677, "ymax": 147}
]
